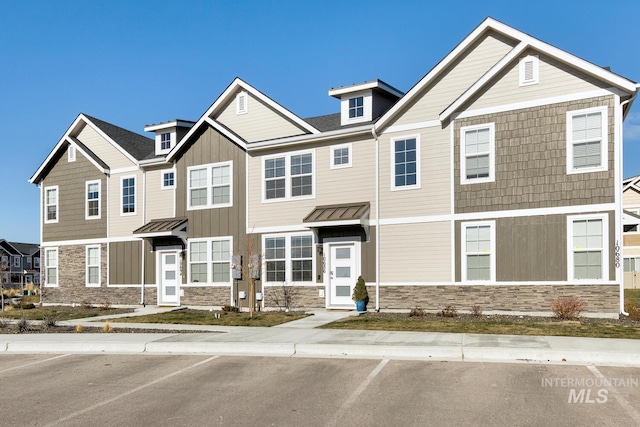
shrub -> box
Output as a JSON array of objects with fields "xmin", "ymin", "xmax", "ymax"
[
  {"xmin": 75, "ymin": 324, "xmax": 84, "ymax": 333},
  {"xmin": 222, "ymin": 305, "xmax": 239, "ymax": 313},
  {"xmin": 20, "ymin": 302, "xmax": 36, "ymax": 310},
  {"xmin": 470, "ymin": 305, "xmax": 483, "ymax": 317},
  {"xmin": 42, "ymin": 315, "xmax": 58, "ymax": 330},
  {"xmin": 409, "ymin": 307, "xmax": 426, "ymax": 317},
  {"xmin": 15, "ymin": 316, "xmax": 31, "ymax": 333},
  {"xmin": 0, "ymin": 318, "xmax": 8, "ymax": 329},
  {"xmin": 625, "ymin": 302, "xmax": 640, "ymax": 321},
  {"xmin": 352, "ymin": 276, "xmax": 368, "ymax": 302},
  {"xmin": 99, "ymin": 302, "xmax": 112, "ymax": 311},
  {"xmin": 438, "ymin": 305, "xmax": 458, "ymax": 318},
  {"xmin": 102, "ymin": 322, "xmax": 112, "ymax": 333},
  {"xmin": 551, "ymin": 297, "xmax": 585, "ymax": 320}
]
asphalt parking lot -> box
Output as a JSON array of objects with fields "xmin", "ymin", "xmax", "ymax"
[{"xmin": 1, "ymin": 354, "xmax": 639, "ymax": 426}]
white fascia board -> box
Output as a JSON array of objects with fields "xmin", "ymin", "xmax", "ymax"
[
  {"xmin": 247, "ymin": 125, "xmax": 372, "ymax": 152},
  {"xmin": 81, "ymin": 114, "xmax": 139, "ymax": 166},
  {"xmin": 374, "ymin": 18, "xmax": 497, "ymax": 132},
  {"xmin": 210, "ymin": 78, "xmax": 319, "ymax": 134},
  {"xmin": 204, "ymin": 117, "xmax": 248, "ymax": 150},
  {"xmin": 144, "ymin": 120, "xmax": 195, "ymax": 132},
  {"xmin": 66, "ymin": 137, "xmax": 109, "ymax": 174},
  {"xmin": 29, "ymin": 114, "xmax": 90, "ymax": 183},
  {"xmin": 138, "ymin": 158, "xmax": 170, "ymax": 167},
  {"xmin": 329, "ymin": 80, "xmax": 404, "ymax": 98},
  {"xmin": 440, "ymin": 42, "xmax": 528, "ymax": 121}
]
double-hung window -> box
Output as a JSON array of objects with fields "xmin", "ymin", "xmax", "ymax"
[
  {"xmin": 566, "ymin": 106, "xmax": 608, "ymax": 174},
  {"xmin": 121, "ymin": 176, "xmax": 136, "ymax": 215},
  {"xmin": 45, "ymin": 248, "xmax": 58, "ymax": 286},
  {"xmin": 44, "ymin": 186, "xmax": 58, "ymax": 223},
  {"xmin": 264, "ymin": 234, "xmax": 313, "ymax": 283},
  {"xmin": 86, "ymin": 245, "xmax": 100, "ymax": 287},
  {"xmin": 462, "ymin": 222, "xmax": 495, "ymax": 282},
  {"xmin": 188, "ymin": 238, "xmax": 232, "ymax": 284},
  {"xmin": 263, "ymin": 151, "xmax": 314, "ymax": 201},
  {"xmin": 188, "ymin": 161, "xmax": 232, "ymax": 209},
  {"xmin": 568, "ymin": 215, "xmax": 608, "ymax": 280},
  {"xmin": 391, "ymin": 136, "xmax": 420, "ymax": 190},
  {"xmin": 86, "ymin": 180, "xmax": 101, "ymax": 219},
  {"xmin": 12, "ymin": 256, "xmax": 20, "ymax": 268},
  {"xmin": 461, "ymin": 123, "xmax": 494, "ymax": 184},
  {"xmin": 34, "ymin": 257, "xmax": 40, "ymax": 269}
]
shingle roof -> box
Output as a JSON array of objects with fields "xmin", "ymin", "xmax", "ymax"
[
  {"xmin": 303, "ymin": 113, "xmax": 377, "ymax": 132},
  {"xmin": 84, "ymin": 114, "xmax": 157, "ymax": 161},
  {"xmin": 0, "ymin": 241, "xmax": 39, "ymax": 256}
]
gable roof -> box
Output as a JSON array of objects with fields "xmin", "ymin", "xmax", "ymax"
[
  {"xmin": 624, "ymin": 175, "xmax": 640, "ymax": 192},
  {"xmin": 374, "ymin": 17, "xmax": 638, "ymax": 131},
  {"xmin": 0, "ymin": 240, "xmax": 39, "ymax": 256},
  {"xmin": 30, "ymin": 114, "xmax": 154, "ymax": 184}
]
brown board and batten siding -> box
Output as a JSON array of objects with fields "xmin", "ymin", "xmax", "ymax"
[
  {"xmin": 108, "ymin": 240, "xmax": 155, "ymax": 285},
  {"xmin": 454, "ymin": 95, "xmax": 616, "ymax": 213},
  {"xmin": 454, "ymin": 212, "xmax": 616, "ymax": 282},
  {"xmin": 42, "ymin": 146, "xmax": 107, "ymax": 242}
]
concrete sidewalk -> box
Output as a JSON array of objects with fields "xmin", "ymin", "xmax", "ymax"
[{"xmin": 1, "ymin": 308, "xmax": 639, "ymax": 367}]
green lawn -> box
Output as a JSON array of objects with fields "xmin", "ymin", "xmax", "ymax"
[{"xmin": 109, "ymin": 309, "xmax": 309, "ymax": 327}]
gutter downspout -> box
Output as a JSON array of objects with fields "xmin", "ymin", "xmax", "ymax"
[
  {"xmin": 619, "ymin": 85, "xmax": 639, "ymax": 316},
  {"xmin": 372, "ymin": 126, "xmax": 380, "ymax": 312}
]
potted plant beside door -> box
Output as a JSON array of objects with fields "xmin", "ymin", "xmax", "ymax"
[{"xmin": 352, "ymin": 276, "xmax": 368, "ymax": 312}]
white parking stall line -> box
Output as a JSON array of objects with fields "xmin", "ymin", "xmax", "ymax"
[
  {"xmin": 587, "ymin": 365, "xmax": 640, "ymax": 424},
  {"xmin": 0, "ymin": 354, "xmax": 71, "ymax": 375}
]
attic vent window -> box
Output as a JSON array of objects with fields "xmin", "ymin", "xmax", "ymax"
[
  {"xmin": 348, "ymin": 96, "xmax": 364, "ymax": 118},
  {"xmin": 68, "ymin": 145, "xmax": 76, "ymax": 162},
  {"xmin": 236, "ymin": 92, "xmax": 248, "ymax": 115},
  {"xmin": 519, "ymin": 55, "xmax": 539, "ymax": 86}
]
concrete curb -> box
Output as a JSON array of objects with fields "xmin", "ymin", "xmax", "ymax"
[
  {"xmin": 144, "ymin": 341, "xmax": 296, "ymax": 356},
  {"xmin": 294, "ymin": 343, "xmax": 464, "ymax": 361}
]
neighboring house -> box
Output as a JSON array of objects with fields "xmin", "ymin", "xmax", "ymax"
[
  {"xmin": 622, "ymin": 175, "xmax": 640, "ymax": 289},
  {"xmin": 0, "ymin": 240, "xmax": 40, "ymax": 292},
  {"xmin": 30, "ymin": 18, "xmax": 638, "ymax": 316}
]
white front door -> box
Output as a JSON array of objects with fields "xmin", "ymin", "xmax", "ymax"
[
  {"xmin": 329, "ymin": 243, "xmax": 357, "ymax": 307},
  {"xmin": 159, "ymin": 252, "xmax": 180, "ymax": 305}
]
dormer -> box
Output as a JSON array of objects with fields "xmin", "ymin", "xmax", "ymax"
[
  {"xmin": 329, "ymin": 79, "xmax": 403, "ymax": 127},
  {"xmin": 144, "ymin": 119, "xmax": 196, "ymax": 156}
]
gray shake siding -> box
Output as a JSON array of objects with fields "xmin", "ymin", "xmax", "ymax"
[
  {"xmin": 454, "ymin": 96, "xmax": 615, "ymax": 213},
  {"xmin": 42, "ymin": 146, "xmax": 107, "ymax": 241}
]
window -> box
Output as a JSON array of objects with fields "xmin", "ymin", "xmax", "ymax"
[
  {"xmin": 263, "ymin": 151, "xmax": 314, "ymax": 201},
  {"xmin": 236, "ymin": 91, "xmax": 248, "ymax": 115},
  {"xmin": 566, "ymin": 106, "xmax": 608, "ymax": 174},
  {"xmin": 264, "ymin": 234, "xmax": 313, "ymax": 283},
  {"xmin": 160, "ymin": 133, "xmax": 171, "ymax": 150},
  {"xmin": 121, "ymin": 176, "xmax": 136, "ymax": 214},
  {"xmin": 462, "ymin": 222, "xmax": 495, "ymax": 282},
  {"xmin": 68, "ymin": 145, "xmax": 76, "ymax": 162},
  {"xmin": 1, "ymin": 256, "xmax": 7, "ymax": 267},
  {"xmin": 568, "ymin": 215, "xmax": 608, "ymax": 280},
  {"xmin": 624, "ymin": 257, "xmax": 640, "ymax": 272},
  {"xmin": 44, "ymin": 186, "xmax": 58, "ymax": 223},
  {"xmin": 391, "ymin": 136, "xmax": 420, "ymax": 190},
  {"xmin": 45, "ymin": 248, "xmax": 58, "ymax": 286},
  {"xmin": 161, "ymin": 170, "xmax": 175, "ymax": 190},
  {"xmin": 519, "ymin": 55, "xmax": 539, "ymax": 86},
  {"xmin": 12, "ymin": 256, "xmax": 20, "ymax": 268},
  {"xmin": 348, "ymin": 96, "xmax": 364, "ymax": 118},
  {"xmin": 188, "ymin": 238, "xmax": 232, "ymax": 284},
  {"xmin": 34, "ymin": 257, "xmax": 40, "ymax": 269},
  {"xmin": 86, "ymin": 180, "xmax": 101, "ymax": 219},
  {"xmin": 25, "ymin": 275, "xmax": 33, "ymax": 284},
  {"xmin": 331, "ymin": 144, "xmax": 352, "ymax": 169},
  {"xmin": 26, "ymin": 257, "xmax": 31, "ymax": 268},
  {"xmin": 188, "ymin": 161, "xmax": 232, "ymax": 209},
  {"xmin": 86, "ymin": 245, "xmax": 100, "ymax": 286},
  {"xmin": 461, "ymin": 123, "xmax": 495, "ymax": 184}
]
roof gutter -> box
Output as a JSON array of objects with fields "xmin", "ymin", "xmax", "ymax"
[
  {"xmin": 371, "ymin": 126, "xmax": 380, "ymax": 312},
  {"xmin": 248, "ymin": 125, "xmax": 373, "ymax": 152}
]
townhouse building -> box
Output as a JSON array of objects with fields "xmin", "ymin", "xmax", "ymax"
[
  {"xmin": 0, "ymin": 240, "xmax": 40, "ymax": 291},
  {"xmin": 30, "ymin": 18, "xmax": 638, "ymax": 316}
]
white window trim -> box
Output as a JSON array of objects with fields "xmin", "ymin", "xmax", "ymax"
[
  {"xmin": 566, "ymin": 106, "xmax": 608, "ymax": 175},
  {"xmin": 86, "ymin": 245, "xmax": 101, "ymax": 287},
  {"xmin": 34, "ymin": 257, "xmax": 40, "ymax": 269},
  {"xmin": 187, "ymin": 161, "xmax": 233, "ymax": 210},
  {"xmin": 187, "ymin": 236, "xmax": 233, "ymax": 285},
  {"xmin": 155, "ymin": 131, "xmax": 175, "ymax": 155},
  {"xmin": 461, "ymin": 221, "xmax": 496, "ymax": 283},
  {"xmin": 262, "ymin": 150, "xmax": 316, "ymax": 203},
  {"xmin": 567, "ymin": 213, "xmax": 609, "ymax": 281},
  {"xmin": 330, "ymin": 143, "xmax": 352, "ymax": 169},
  {"xmin": 12, "ymin": 256, "xmax": 20, "ymax": 268},
  {"xmin": 44, "ymin": 247, "xmax": 58, "ymax": 287},
  {"xmin": 460, "ymin": 123, "xmax": 495, "ymax": 185},
  {"xmin": 519, "ymin": 55, "xmax": 539, "ymax": 86},
  {"xmin": 44, "ymin": 185, "xmax": 59, "ymax": 224},
  {"xmin": 161, "ymin": 168, "xmax": 176, "ymax": 190},
  {"xmin": 262, "ymin": 232, "xmax": 315, "ymax": 285},
  {"xmin": 68, "ymin": 145, "xmax": 76, "ymax": 162},
  {"xmin": 390, "ymin": 134, "xmax": 421, "ymax": 191},
  {"xmin": 120, "ymin": 175, "xmax": 137, "ymax": 216},
  {"xmin": 26, "ymin": 257, "xmax": 31, "ymax": 268},
  {"xmin": 236, "ymin": 91, "xmax": 248, "ymax": 115},
  {"xmin": 340, "ymin": 90, "xmax": 372, "ymax": 125},
  {"xmin": 85, "ymin": 180, "xmax": 101, "ymax": 220}
]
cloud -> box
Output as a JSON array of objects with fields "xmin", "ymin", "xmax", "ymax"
[{"xmin": 625, "ymin": 111, "xmax": 640, "ymax": 141}]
